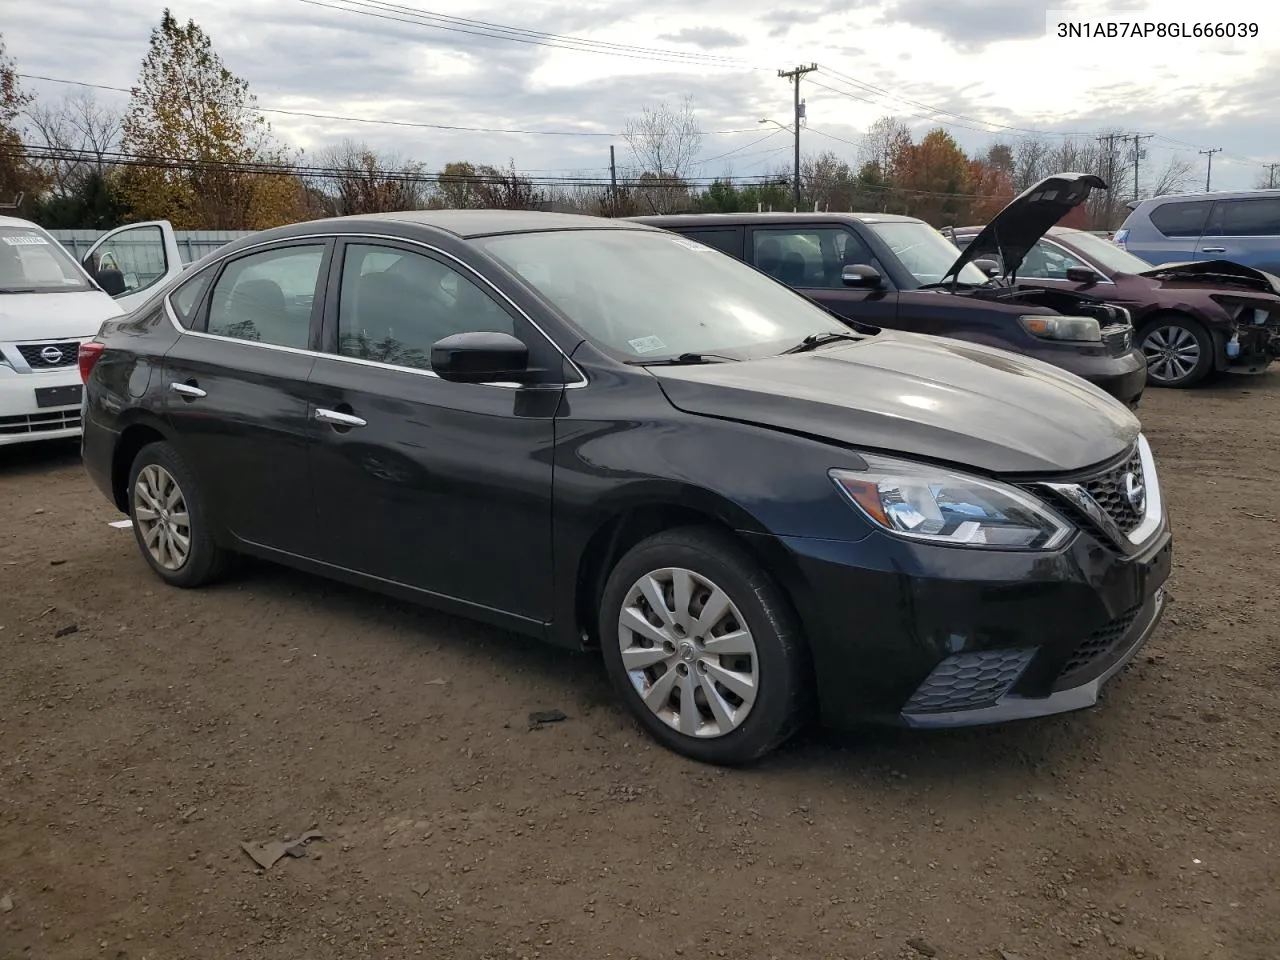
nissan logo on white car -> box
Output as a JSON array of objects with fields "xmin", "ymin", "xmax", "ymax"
[{"xmin": 40, "ymin": 346, "xmax": 64, "ymax": 365}]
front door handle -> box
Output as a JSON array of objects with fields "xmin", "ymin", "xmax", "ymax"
[
  {"xmin": 315, "ymin": 407, "xmax": 367, "ymax": 428},
  {"xmin": 1201, "ymin": 246, "xmax": 1226, "ymax": 253},
  {"xmin": 169, "ymin": 381, "xmax": 206, "ymax": 399}
]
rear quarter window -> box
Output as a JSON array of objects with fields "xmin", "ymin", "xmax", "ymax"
[{"xmin": 1148, "ymin": 200, "xmax": 1211, "ymax": 238}]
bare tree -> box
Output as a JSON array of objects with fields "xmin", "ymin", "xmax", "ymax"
[
  {"xmin": 859, "ymin": 116, "xmax": 911, "ymax": 178},
  {"xmin": 26, "ymin": 90, "xmax": 122, "ymax": 198},
  {"xmin": 622, "ymin": 97, "xmax": 703, "ymax": 214},
  {"xmin": 310, "ymin": 139, "xmax": 429, "ymax": 215},
  {"xmin": 431, "ymin": 160, "xmax": 542, "ymax": 210},
  {"xmin": 1012, "ymin": 136, "xmax": 1052, "ymax": 191},
  {"xmin": 802, "ymin": 150, "xmax": 857, "ymax": 211},
  {"xmin": 1148, "ymin": 155, "xmax": 1195, "ymax": 197}
]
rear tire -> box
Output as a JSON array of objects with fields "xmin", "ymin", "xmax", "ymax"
[
  {"xmin": 1139, "ymin": 315, "xmax": 1214, "ymax": 387},
  {"xmin": 598, "ymin": 526, "xmax": 811, "ymax": 765},
  {"xmin": 127, "ymin": 441, "xmax": 230, "ymax": 588}
]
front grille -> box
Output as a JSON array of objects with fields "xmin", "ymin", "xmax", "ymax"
[
  {"xmin": 0, "ymin": 409, "xmax": 82, "ymax": 435},
  {"xmin": 903, "ymin": 648, "xmax": 1036, "ymax": 714},
  {"xmin": 1081, "ymin": 446, "xmax": 1146, "ymax": 534},
  {"xmin": 17, "ymin": 341, "xmax": 80, "ymax": 369},
  {"xmin": 1057, "ymin": 603, "xmax": 1142, "ymax": 683}
]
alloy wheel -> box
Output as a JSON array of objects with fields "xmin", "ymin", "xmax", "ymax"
[
  {"xmin": 1142, "ymin": 324, "xmax": 1201, "ymax": 384},
  {"xmin": 132, "ymin": 464, "xmax": 192, "ymax": 571},
  {"xmin": 616, "ymin": 567, "xmax": 759, "ymax": 738}
]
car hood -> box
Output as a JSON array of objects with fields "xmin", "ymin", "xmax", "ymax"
[
  {"xmin": 1138, "ymin": 259, "xmax": 1280, "ymax": 296},
  {"xmin": 945, "ymin": 172, "xmax": 1107, "ymax": 282},
  {"xmin": 0, "ymin": 290, "xmax": 123, "ymax": 341},
  {"xmin": 651, "ymin": 331, "xmax": 1138, "ymax": 475}
]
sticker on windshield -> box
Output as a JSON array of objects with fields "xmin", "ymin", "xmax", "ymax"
[
  {"xmin": 628, "ymin": 335, "xmax": 667, "ymax": 354},
  {"xmin": 666, "ymin": 236, "xmax": 712, "ymax": 252},
  {"xmin": 2, "ymin": 235, "xmax": 49, "ymax": 245}
]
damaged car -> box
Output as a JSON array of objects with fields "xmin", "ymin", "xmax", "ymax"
[
  {"xmin": 943, "ymin": 223, "xmax": 1280, "ymax": 388},
  {"xmin": 632, "ymin": 173, "xmax": 1147, "ymax": 407}
]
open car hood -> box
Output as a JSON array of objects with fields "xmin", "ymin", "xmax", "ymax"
[
  {"xmin": 1139, "ymin": 259, "xmax": 1280, "ymax": 295},
  {"xmin": 944, "ymin": 172, "xmax": 1107, "ymax": 282}
]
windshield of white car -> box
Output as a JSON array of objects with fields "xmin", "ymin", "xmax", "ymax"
[
  {"xmin": 0, "ymin": 226, "xmax": 93, "ymax": 293},
  {"xmin": 1057, "ymin": 229, "xmax": 1155, "ymax": 274},
  {"xmin": 475, "ymin": 229, "xmax": 860, "ymax": 362},
  {"xmin": 866, "ymin": 221, "xmax": 990, "ymax": 286}
]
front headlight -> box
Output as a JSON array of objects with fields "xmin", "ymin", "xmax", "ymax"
[
  {"xmin": 830, "ymin": 456, "xmax": 1074, "ymax": 550},
  {"xmin": 1019, "ymin": 315, "xmax": 1102, "ymax": 342}
]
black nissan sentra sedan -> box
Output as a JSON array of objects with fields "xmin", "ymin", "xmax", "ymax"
[{"xmin": 78, "ymin": 210, "xmax": 1172, "ymax": 765}]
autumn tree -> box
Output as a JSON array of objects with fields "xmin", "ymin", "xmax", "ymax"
[
  {"xmin": 120, "ymin": 9, "xmax": 306, "ymax": 229},
  {"xmin": 965, "ymin": 152, "xmax": 1015, "ymax": 223},
  {"xmin": 622, "ymin": 97, "xmax": 703, "ymax": 213},
  {"xmin": 310, "ymin": 140, "xmax": 429, "ymax": 215},
  {"xmin": 891, "ymin": 128, "xmax": 971, "ymax": 225},
  {"xmin": 0, "ymin": 34, "xmax": 40, "ymax": 212},
  {"xmin": 431, "ymin": 160, "xmax": 542, "ymax": 210}
]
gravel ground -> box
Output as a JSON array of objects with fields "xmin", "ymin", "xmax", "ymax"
[{"xmin": 2, "ymin": 375, "xmax": 1278, "ymax": 960}]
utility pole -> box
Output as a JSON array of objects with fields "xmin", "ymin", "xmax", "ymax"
[
  {"xmin": 1096, "ymin": 134, "xmax": 1119, "ymax": 225},
  {"xmin": 1266, "ymin": 162, "xmax": 1278, "ymax": 189},
  {"xmin": 1200, "ymin": 147, "xmax": 1222, "ymax": 191},
  {"xmin": 609, "ymin": 145, "xmax": 618, "ymax": 213},
  {"xmin": 778, "ymin": 63, "xmax": 817, "ymax": 210},
  {"xmin": 1131, "ymin": 134, "xmax": 1153, "ymax": 201}
]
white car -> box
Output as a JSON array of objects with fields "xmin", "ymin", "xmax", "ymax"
[{"xmin": 0, "ymin": 217, "xmax": 184, "ymax": 446}]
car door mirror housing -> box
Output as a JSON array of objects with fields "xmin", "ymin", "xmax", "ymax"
[
  {"xmin": 973, "ymin": 258, "xmax": 1001, "ymax": 277},
  {"xmin": 431, "ymin": 331, "xmax": 531, "ymax": 383},
  {"xmin": 841, "ymin": 264, "xmax": 882, "ymax": 288},
  {"xmin": 1065, "ymin": 265, "xmax": 1101, "ymax": 285}
]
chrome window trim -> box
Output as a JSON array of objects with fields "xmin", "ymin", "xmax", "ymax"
[{"xmin": 161, "ymin": 231, "xmax": 588, "ymax": 389}]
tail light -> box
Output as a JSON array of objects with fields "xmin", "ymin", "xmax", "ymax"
[{"xmin": 78, "ymin": 341, "xmax": 105, "ymax": 383}]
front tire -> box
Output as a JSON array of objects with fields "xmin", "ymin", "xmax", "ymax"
[
  {"xmin": 127, "ymin": 441, "xmax": 230, "ymax": 588},
  {"xmin": 1139, "ymin": 315, "xmax": 1214, "ymax": 387},
  {"xmin": 598, "ymin": 526, "xmax": 811, "ymax": 765}
]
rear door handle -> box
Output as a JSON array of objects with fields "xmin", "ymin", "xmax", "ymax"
[
  {"xmin": 1201, "ymin": 246, "xmax": 1226, "ymax": 253},
  {"xmin": 315, "ymin": 407, "xmax": 367, "ymax": 428},
  {"xmin": 169, "ymin": 381, "xmax": 206, "ymax": 399}
]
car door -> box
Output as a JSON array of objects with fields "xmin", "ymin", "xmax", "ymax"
[
  {"xmin": 305, "ymin": 237, "xmax": 562, "ymax": 622},
  {"xmin": 81, "ymin": 221, "xmax": 186, "ymax": 312},
  {"xmin": 1141, "ymin": 199, "xmax": 1211, "ymax": 266},
  {"xmin": 161, "ymin": 239, "xmax": 333, "ymax": 559},
  {"xmin": 746, "ymin": 224, "xmax": 898, "ymax": 325},
  {"xmin": 1196, "ymin": 197, "xmax": 1280, "ymax": 273}
]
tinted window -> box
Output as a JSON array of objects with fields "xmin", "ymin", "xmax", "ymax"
[
  {"xmin": 1208, "ymin": 198, "xmax": 1280, "ymax": 237},
  {"xmin": 1020, "ymin": 239, "xmax": 1090, "ymax": 279},
  {"xmin": 751, "ymin": 227, "xmax": 879, "ymax": 288},
  {"xmin": 0, "ymin": 225, "xmax": 92, "ymax": 293},
  {"xmin": 89, "ymin": 224, "xmax": 170, "ymax": 297},
  {"xmin": 337, "ymin": 243, "xmax": 513, "ymax": 371},
  {"xmin": 866, "ymin": 221, "xmax": 988, "ymax": 285},
  {"xmin": 207, "ymin": 245, "xmax": 325, "ymax": 348},
  {"xmin": 169, "ymin": 263, "xmax": 218, "ymax": 329},
  {"xmin": 475, "ymin": 229, "xmax": 851, "ymax": 362},
  {"xmin": 1148, "ymin": 200, "xmax": 1211, "ymax": 238},
  {"xmin": 675, "ymin": 228, "xmax": 742, "ymax": 258}
]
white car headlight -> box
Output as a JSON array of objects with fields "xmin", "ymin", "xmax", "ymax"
[{"xmin": 830, "ymin": 456, "xmax": 1074, "ymax": 550}]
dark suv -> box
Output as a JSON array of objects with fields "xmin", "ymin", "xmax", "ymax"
[{"xmin": 634, "ymin": 173, "xmax": 1147, "ymax": 406}]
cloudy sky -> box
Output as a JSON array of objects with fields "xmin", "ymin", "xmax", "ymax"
[{"xmin": 6, "ymin": 0, "xmax": 1279, "ymax": 194}]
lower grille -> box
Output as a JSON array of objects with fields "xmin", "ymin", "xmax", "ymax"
[
  {"xmin": 1056, "ymin": 604, "xmax": 1142, "ymax": 684},
  {"xmin": 1081, "ymin": 446, "xmax": 1145, "ymax": 534},
  {"xmin": 0, "ymin": 409, "xmax": 82, "ymax": 435},
  {"xmin": 16, "ymin": 341, "xmax": 81, "ymax": 369},
  {"xmin": 903, "ymin": 648, "xmax": 1036, "ymax": 714}
]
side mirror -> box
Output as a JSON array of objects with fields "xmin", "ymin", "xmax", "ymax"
[
  {"xmin": 431, "ymin": 331, "xmax": 530, "ymax": 384},
  {"xmin": 973, "ymin": 258, "xmax": 1001, "ymax": 277},
  {"xmin": 1065, "ymin": 265, "xmax": 1101, "ymax": 285},
  {"xmin": 841, "ymin": 263, "xmax": 882, "ymax": 288}
]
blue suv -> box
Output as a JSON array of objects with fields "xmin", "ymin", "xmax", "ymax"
[{"xmin": 1116, "ymin": 190, "xmax": 1280, "ymax": 273}]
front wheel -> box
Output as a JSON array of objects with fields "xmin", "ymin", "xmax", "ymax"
[
  {"xmin": 1139, "ymin": 316, "xmax": 1214, "ymax": 387},
  {"xmin": 598, "ymin": 527, "xmax": 811, "ymax": 765}
]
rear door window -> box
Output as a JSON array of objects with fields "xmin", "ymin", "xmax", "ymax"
[
  {"xmin": 1148, "ymin": 200, "xmax": 1212, "ymax": 238},
  {"xmin": 1205, "ymin": 198, "xmax": 1280, "ymax": 237}
]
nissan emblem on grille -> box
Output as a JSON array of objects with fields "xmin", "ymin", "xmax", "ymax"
[
  {"xmin": 1124, "ymin": 471, "xmax": 1146, "ymax": 513},
  {"xmin": 40, "ymin": 346, "xmax": 64, "ymax": 365}
]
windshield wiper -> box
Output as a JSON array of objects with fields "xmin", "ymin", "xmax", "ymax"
[
  {"xmin": 781, "ymin": 332, "xmax": 862, "ymax": 354},
  {"xmin": 627, "ymin": 352, "xmax": 739, "ymax": 366},
  {"xmin": 0, "ymin": 287, "xmax": 40, "ymax": 294}
]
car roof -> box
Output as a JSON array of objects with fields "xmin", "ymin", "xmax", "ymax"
[
  {"xmin": 313, "ymin": 209, "xmax": 656, "ymax": 239},
  {"xmin": 1134, "ymin": 188, "xmax": 1280, "ymax": 210},
  {"xmin": 0, "ymin": 214, "xmax": 45, "ymax": 229},
  {"xmin": 630, "ymin": 212, "xmax": 925, "ymax": 226}
]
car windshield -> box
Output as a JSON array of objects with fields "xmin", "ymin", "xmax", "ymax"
[
  {"xmin": 1058, "ymin": 229, "xmax": 1155, "ymax": 273},
  {"xmin": 866, "ymin": 221, "xmax": 989, "ymax": 286},
  {"xmin": 0, "ymin": 225, "xmax": 92, "ymax": 293},
  {"xmin": 474, "ymin": 229, "xmax": 857, "ymax": 361}
]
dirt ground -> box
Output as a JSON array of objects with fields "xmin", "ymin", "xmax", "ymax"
[{"xmin": 2, "ymin": 375, "xmax": 1278, "ymax": 960}]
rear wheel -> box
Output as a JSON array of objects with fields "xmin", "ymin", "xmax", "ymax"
[
  {"xmin": 127, "ymin": 441, "xmax": 230, "ymax": 588},
  {"xmin": 599, "ymin": 527, "xmax": 811, "ymax": 765},
  {"xmin": 1139, "ymin": 315, "xmax": 1214, "ymax": 387}
]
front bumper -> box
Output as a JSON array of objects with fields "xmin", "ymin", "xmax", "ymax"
[
  {"xmin": 1220, "ymin": 323, "xmax": 1280, "ymax": 375},
  {"xmin": 754, "ymin": 516, "xmax": 1172, "ymax": 731},
  {"xmin": 1040, "ymin": 346, "xmax": 1147, "ymax": 407},
  {"xmin": 0, "ymin": 362, "xmax": 84, "ymax": 446}
]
